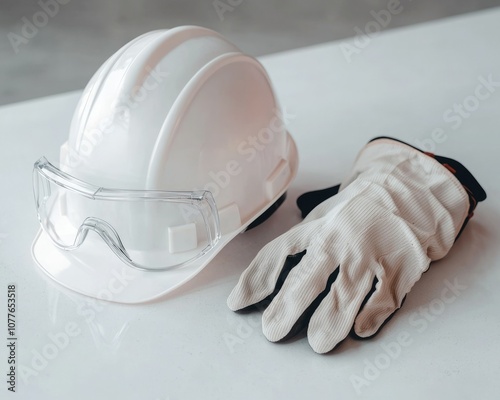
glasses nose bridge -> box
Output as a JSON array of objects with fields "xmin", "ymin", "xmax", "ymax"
[{"xmin": 78, "ymin": 217, "xmax": 130, "ymax": 259}]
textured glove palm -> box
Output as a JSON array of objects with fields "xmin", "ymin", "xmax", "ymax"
[{"xmin": 227, "ymin": 138, "xmax": 485, "ymax": 353}]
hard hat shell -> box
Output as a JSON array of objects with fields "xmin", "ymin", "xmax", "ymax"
[{"xmin": 32, "ymin": 26, "xmax": 298, "ymax": 303}]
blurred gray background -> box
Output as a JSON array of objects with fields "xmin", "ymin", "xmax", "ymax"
[{"xmin": 1, "ymin": 0, "xmax": 500, "ymax": 105}]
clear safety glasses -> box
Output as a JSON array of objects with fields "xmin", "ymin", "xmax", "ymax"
[{"xmin": 33, "ymin": 157, "xmax": 221, "ymax": 271}]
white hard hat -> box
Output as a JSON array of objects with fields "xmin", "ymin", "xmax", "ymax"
[{"xmin": 32, "ymin": 26, "xmax": 298, "ymax": 303}]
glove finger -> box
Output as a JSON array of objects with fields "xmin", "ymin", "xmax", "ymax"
[
  {"xmin": 245, "ymin": 250, "xmax": 307, "ymax": 312},
  {"xmin": 273, "ymin": 267, "xmax": 341, "ymax": 342},
  {"xmin": 354, "ymin": 257, "xmax": 430, "ymax": 338},
  {"xmin": 262, "ymin": 248, "xmax": 339, "ymax": 342},
  {"xmin": 227, "ymin": 224, "xmax": 314, "ymax": 311},
  {"xmin": 308, "ymin": 266, "xmax": 376, "ymax": 354}
]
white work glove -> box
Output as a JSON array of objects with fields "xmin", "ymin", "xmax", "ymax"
[{"xmin": 227, "ymin": 138, "xmax": 485, "ymax": 353}]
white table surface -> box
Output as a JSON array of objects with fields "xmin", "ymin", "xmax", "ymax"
[{"xmin": 1, "ymin": 8, "xmax": 500, "ymax": 400}]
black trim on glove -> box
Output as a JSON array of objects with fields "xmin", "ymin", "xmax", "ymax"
[{"xmin": 296, "ymin": 185, "xmax": 340, "ymax": 219}]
